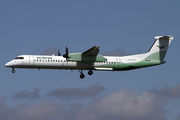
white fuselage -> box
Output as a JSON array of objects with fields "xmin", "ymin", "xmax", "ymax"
[
  {"xmin": 4, "ymin": 35, "xmax": 173, "ymax": 78},
  {"xmin": 5, "ymin": 54, "xmax": 145, "ymax": 71}
]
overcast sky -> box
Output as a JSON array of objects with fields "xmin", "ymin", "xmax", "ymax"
[{"xmin": 1, "ymin": 1, "xmax": 180, "ymax": 120}]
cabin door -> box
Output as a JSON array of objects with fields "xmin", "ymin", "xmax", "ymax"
[
  {"xmin": 29, "ymin": 56, "xmax": 34, "ymax": 66},
  {"xmin": 116, "ymin": 59, "xmax": 121, "ymax": 68}
]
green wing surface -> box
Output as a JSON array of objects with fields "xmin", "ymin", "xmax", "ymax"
[
  {"xmin": 68, "ymin": 46, "xmax": 107, "ymax": 63},
  {"xmin": 82, "ymin": 46, "xmax": 100, "ymax": 56}
]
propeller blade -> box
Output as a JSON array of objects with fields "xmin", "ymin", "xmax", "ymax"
[
  {"xmin": 65, "ymin": 47, "xmax": 68, "ymax": 55},
  {"xmin": 58, "ymin": 50, "xmax": 61, "ymax": 56},
  {"xmin": 63, "ymin": 46, "xmax": 69, "ymax": 61}
]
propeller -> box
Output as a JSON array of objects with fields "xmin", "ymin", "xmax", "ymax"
[
  {"xmin": 58, "ymin": 50, "xmax": 61, "ymax": 56},
  {"xmin": 63, "ymin": 47, "xmax": 69, "ymax": 61}
]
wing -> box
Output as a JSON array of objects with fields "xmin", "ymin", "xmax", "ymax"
[
  {"xmin": 68, "ymin": 46, "xmax": 106, "ymax": 63},
  {"xmin": 82, "ymin": 46, "xmax": 100, "ymax": 56}
]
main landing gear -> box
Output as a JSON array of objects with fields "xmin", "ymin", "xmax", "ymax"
[
  {"xmin": 80, "ymin": 73, "xmax": 85, "ymax": 79},
  {"xmin": 79, "ymin": 70, "xmax": 93, "ymax": 79},
  {"xmin": 79, "ymin": 70, "xmax": 85, "ymax": 79},
  {"xmin": 12, "ymin": 68, "xmax": 15, "ymax": 73},
  {"xmin": 88, "ymin": 70, "xmax": 93, "ymax": 75}
]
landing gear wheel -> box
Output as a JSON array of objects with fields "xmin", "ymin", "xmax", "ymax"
[
  {"xmin": 78, "ymin": 70, "xmax": 85, "ymax": 79},
  {"xmin": 80, "ymin": 74, "xmax": 85, "ymax": 79},
  {"xmin": 12, "ymin": 69, "xmax": 15, "ymax": 73},
  {"xmin": 88, "ymin": 70, "xmax": 93, "ymax": 75}
]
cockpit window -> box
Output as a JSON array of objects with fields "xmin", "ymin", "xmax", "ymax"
[{"xmin": 14, "ymin": 57, "xmax": 24, "ymax": 59}]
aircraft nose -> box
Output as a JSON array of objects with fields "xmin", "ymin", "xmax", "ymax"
[{"xmin": 5, "ymin": 62, "xmax": 12, "ymax": 67}]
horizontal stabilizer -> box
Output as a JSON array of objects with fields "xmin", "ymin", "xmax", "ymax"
[{"xmin": 154, "ymin": 35, "xmax": 173, "ymax": 40}]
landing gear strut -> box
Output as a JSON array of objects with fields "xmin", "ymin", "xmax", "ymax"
[
  {"xmin": 88, "ymin": 70, "xmax": 93, "ymax": 75},
  {"xmin": 12, "ymin": 68, "xmax": 15, "ymax": 73}
]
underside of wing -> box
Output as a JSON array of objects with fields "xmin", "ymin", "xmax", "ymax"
[{"xmin": 82, "ymin": 46, "xmax": 100, "ymax": 56}]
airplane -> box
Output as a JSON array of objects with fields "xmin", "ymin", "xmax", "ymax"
[{"xmin": 5, "ymin": 35, "xmax": 173, "ymax": 79}]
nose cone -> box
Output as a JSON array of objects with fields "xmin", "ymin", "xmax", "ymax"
[{"xmin": 5, "ymin": 61, "xmax": 12, "ymax": 67}]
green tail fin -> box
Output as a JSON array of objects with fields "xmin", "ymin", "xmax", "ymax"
[{"xmin": 146, "ymin": 35, "xmax": 173, "ymax": 62}]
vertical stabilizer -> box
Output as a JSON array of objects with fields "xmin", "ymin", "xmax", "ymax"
[{"xmin": 146, "ymin": 35, "xmax": 173, "ymax": 62}]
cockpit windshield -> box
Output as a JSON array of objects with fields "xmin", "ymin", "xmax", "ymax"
[{"xmin": 14, "ymin": 57, "xmax": 24, "ymax": 59}]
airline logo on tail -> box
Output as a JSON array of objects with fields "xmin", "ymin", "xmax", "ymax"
[{"xmin": 157, "ymin": 45, "xmax": 165, "ymax": 49}]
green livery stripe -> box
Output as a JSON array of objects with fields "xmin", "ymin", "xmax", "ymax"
[
  {"xmin": 118, "ymin": 59, "xmax": 164, "ymax": 70},
  {"xmin": 146, "ymin": 51, "xmax": 167, "ymax": 62},
  {"xmin": 96, "ymin": 59, "xmax": 162, "ymax": 71},
  {"xmin": 96, "ymin": 51, "xmax": 167, "ymax": 71}
]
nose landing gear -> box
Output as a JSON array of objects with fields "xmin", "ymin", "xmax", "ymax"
[{"xmin": 12, "ymin": 68, "xmax": 15, "ymax": 73}]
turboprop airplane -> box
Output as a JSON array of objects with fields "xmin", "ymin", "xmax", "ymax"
[{"xmin": 5, "ymin": 35, "xmax": 173, "ymax": 79}]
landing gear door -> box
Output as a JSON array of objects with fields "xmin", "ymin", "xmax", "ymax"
[
  {"xmin": 116, "ymin": 59, "xmax": 121, "ymax": 68},
  {"xmin": 29, "ymin": 56, "xmax": 34, "ymax": 66}
]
